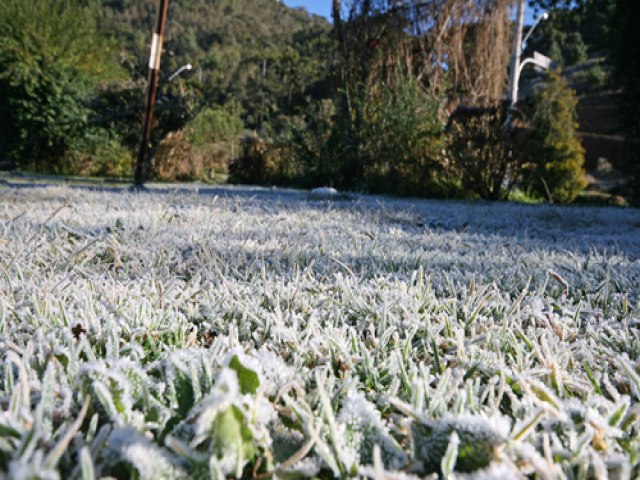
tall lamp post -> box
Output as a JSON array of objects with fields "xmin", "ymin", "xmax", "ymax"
[
  {"xmin": 508, "ymin": 1, "xmax": 550, "ymax": 108},
  {"xmin": 508, "ymin": 0, "xmax": 526, "ymax": 108},
  {"xmin": 134, "ymin": 0, "xmax": 170, "ymax": 187}
]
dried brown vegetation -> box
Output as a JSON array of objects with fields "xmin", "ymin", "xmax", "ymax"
[{"xmin": 332, "ymin": 0, "xmax": 513, "ymax": 108}]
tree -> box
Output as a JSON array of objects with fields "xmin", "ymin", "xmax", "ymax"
[
  {"xmin": 521, "ymin": 72, "xmax": 587, "ymax": 203},
  {"xmin": 99, "ymin": 0, "xmax": 332, "ymax": 130},
  {"xmin": 527, "ymin": 0, "xmax": 638, "ymax": 202},
  {"xmin": 0, "ymin": 0, "xmax": 120, "ymax": 172},
  {"xmin": 327, "ymin": 0, "xmax": 514, "ymax": 194}
]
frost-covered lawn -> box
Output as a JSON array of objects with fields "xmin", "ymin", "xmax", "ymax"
[{"xmin": 1, "ymin": 185, "xmax": 639, "ymax": 479}]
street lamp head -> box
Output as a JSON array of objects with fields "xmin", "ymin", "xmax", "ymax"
[
  {"xmin": 539, "ymin": 12, "xmax": 549, "ymax": 21},
  {"xmin": 185, "ymin": 63, "xmax": 193, "ymax": 70}
]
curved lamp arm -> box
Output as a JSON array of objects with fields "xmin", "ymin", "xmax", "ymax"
[
  {"xmin": 168, "ymin": 63, "xmax": 193, "ymax": 82},
  {"xmin": 521, "ymin": 12, "xmax": 549, "ymax": 53}
]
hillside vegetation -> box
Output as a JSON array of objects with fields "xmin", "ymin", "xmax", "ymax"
[
  {"xmin": 0, "ymin": 0, "xmax": 638, "ymax": 203},
  {"xmin": 99, "ymin": 0, "xmax": 332, "ymax": 124}
]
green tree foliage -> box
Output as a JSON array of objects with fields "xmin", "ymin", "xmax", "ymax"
[
  {"xmin": 270, "ymin": 99, "xmax": 338, "ymax": 187},
  {"xmin": 0, "ymin": 0, "xmax": 618, "ymax": 203},
  {"xmin": 86, "ymin": 0, "xmax": 333, "ymax": 182},
  {"xmin": 521, "ymin": 72, "xmax": 588, "ymax": 203},
  {"xmin": 528, "ymin": 0, "xmax": 638, "ymax": 203},
  {"xmin": 0, "ymin": 0, "xmax": 333, "ymax": 178},
  {"xmin": 185, "ymin": 105, "xmax": 243, "ymax": 151},
  {"xmin": 0, "ymin": 0, "xmax": 121, "ymax": 171},
  {"xmin": 245, "ymin": 71, "xmax": 452, "ymax": 196},
  {"xmin": 183, "ymin": 103, "xmax": 244, "ymax": 175},
  {"xmin": 525, "ymin": 0, "xmax": 615, "ymax": 67},
  {"xmin": 65, "ymin": 128, "xmax": 134, "ymax": 178},
  {"xmin": 324, "ymin": 0, "xmax": 513, "ymax": 196}
]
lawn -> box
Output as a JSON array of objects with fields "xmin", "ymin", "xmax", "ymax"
[{"xmin": 0, "ymin": 185, "xmax": 639, "ymax": 479}]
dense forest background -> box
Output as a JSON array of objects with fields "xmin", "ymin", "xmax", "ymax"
[{"xmin": 0, "ymin": 0, "xmax": 638, "ymax": 204}]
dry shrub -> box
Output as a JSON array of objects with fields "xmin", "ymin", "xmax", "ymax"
[
  {"xmin": 152, "ymin": 105, "xmax": 243, "ymax": 182},
  {"xmin": 152, "ymin": 130, "xmax": 197, "ymax": 182},
  {"xmin": 151, "ymin": 132, "xmax": 235, "ymax": 182},
  {"xmin": 333, "ymin": 0, "xmax": 513, "ymax": 107},
  {"xmin": 328, "ymin": 0, "xmax": 514, "ymax": 195}
]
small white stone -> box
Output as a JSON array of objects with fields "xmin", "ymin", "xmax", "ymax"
[{"xmin": 311, "ymin": 187, "xmax": 339, "ymax": 196}]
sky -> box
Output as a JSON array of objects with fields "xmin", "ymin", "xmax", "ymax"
[
  {"xmin": 282, "ymin": 1, "xmax": 541, "ymax": 24},
  {"xmin": 282, "ymin": 0, "xmax": 331, "ymax": 19}
]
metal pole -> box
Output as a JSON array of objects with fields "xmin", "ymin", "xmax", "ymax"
[
  {"xmin": 134, "ymin": 0, "xmax": 170, "ymax": 187},
  {"xmin": 508, "ymin": 0, "xmax": 525, "ymax": 108}
]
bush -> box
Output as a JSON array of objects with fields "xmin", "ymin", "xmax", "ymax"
[
  {"xmin": 584, "ymin": 64, "xmax": 610, "ymax": 91},
  {"xmin": 0, "ymin": 61, "xmax": 93, "ymax": 173},
  {"xmin": 185, "ymin": 104, "xmax": 244, "ymax": 176},
  {"xmin": 230, "ymin": 76, "xmax": 456, "ymax": 197},
  {"xmin": 272, "ymin": 100, "xmax": 337, "ymax": 188},
  {"xmin": 151, "ymin": 130, "xmax": 194, "ymax": 182},
  {"xmin": 446, "ymin": 105, "xmax": 521, "ymax": 201},
  {"xmin": 65, "ymin": 129, "xmax": 133, "ymax": 178},
  {"xmin": 152, "ymin": 105, "xmax": 244, "ymax": 182},
  {"xmin": 185, "ymin": 105, "xmax": 244, "ymax": 158},
  {"xmin": 358, "ymin": 77, "xmax": 452, "ymax": 197},
  {"xmin": 521, "ymin": 72, "xmax": 587, "ymax": 203},
  {"xmin": 534, "ymin": 25, "xmax": 588, "ymax": 68},
  {"xmin": 228, "ymin": 133, "xmax": 280, "ymax": 185},
  {"xmin": 324, "ymin": 73, "xmax": 454, "ymax": 196}
]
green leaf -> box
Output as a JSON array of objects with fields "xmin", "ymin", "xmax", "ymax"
[
  {"xmin": 609, "ymin": 399, "xmax": 630, "ymax": 428},
  {"xmin": 228, "ymin": 355, "xmax": 260, "ymax": 395},
  {"xmin": 0, "ymin": 422, "xmax": 22, "ymax": 439},
  {"xmin": 211, "ymin": 405, "xmax": 256, "ymax": 478},
  {"xmin": 174, "ymin": 370, "xmax": 196, "ymax": 417}
]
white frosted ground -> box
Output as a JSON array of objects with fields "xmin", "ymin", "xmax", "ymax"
[{"xmin": 0, "ymin": 185, "xmax": 639, "ymax": 478}]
